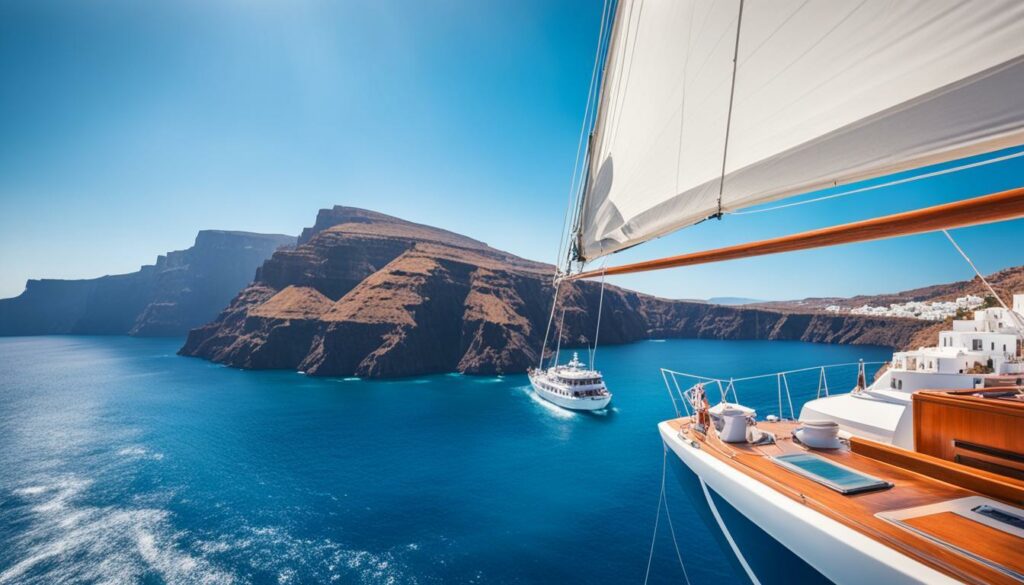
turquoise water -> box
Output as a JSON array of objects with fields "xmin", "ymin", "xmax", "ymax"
[{"xmin": 0, "ymin": 336, "xmax": 891, "ymax": 584}]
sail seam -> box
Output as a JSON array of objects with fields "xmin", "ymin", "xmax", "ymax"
[{"xmin": 674, "ymin": 1, "xmax": 697, "ymax": 195}]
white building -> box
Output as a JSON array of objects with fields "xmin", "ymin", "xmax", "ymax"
[
  {"xmin": 800, "ymin": 293, "xmax": 1024, "ymax": 448},
  {"xmin": 848, "ymin": 294, "xmax": 985, "ymax": 320},
  {"xmin": 892, "ymin": 297, "xmax": 1023, "ymax": 378}
]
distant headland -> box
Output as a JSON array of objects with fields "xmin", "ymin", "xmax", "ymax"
[
  {"xmin": 5, "ymin": 205, "xmax": 1018, "ymax": 379},
  {"xmin": 0, "ymin": 231, "xmax": 294, "ymax": 336},
  {"xmin": 177, "ymin": 206, "xmax": 931, "ymax": 378}
]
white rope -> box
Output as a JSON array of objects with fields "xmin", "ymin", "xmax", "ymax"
[
  {"xmin": 942, "ymin": 229, "xmax": 1024, "ymax": 339},
  {"xmin": 554, "ymin": 307, "xmax": 567, "ymax": 366},
  {"xmin": 728, "ymin": 149, "xmax": 1024, "ymax": 217},
  {"xmin": 643, "ymin": 447, "xmax": 667, "ymax": 585},
  {"xmin": 661, "ymin": 465, "xmax": 692, "ymax": 585},
  {"xmin": 644, "ymin": 445, "xmax": 691, "ymax": 585}
]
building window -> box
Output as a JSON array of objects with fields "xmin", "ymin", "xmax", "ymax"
[{"xmin": 973, "ymin": 339, "xmax": 983, "ymax": 351}]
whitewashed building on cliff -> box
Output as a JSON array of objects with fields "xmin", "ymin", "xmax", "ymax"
[
  {"xmin": 889, "ymin": 294, "xmax": 1024, "ymax": 377},
  {"xmin": 801, "ymin": 295, "xmax": 1024, "ymax": 448}
]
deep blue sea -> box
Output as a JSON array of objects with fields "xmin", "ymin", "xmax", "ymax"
[{"xmin": 0, "ymin": 336, "xmax": 891, "ymax": 584}]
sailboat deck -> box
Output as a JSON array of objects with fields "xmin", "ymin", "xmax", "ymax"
[{"xmin": 666, "ymin": 418, "xmax": 1024, "ymax": 585}]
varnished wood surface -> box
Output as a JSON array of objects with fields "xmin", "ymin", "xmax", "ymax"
[
  {"xmin": 913, "ymin": 389, "xmax": 1024, "ymax": 476},
  {"xmin": 665, "ymin": 418, "xmax": 1023, "ymax": 585},
  {"xmin": 570, "ymin": 187, "xmax": 1024, "ymax": 279},
  {"xmin": 849, "ymin": 436, "xmax": 1024, "ymax": 505},
  {"xmin": 903, "ymin": 512, "xmax": 1024, "ymax": 576}
]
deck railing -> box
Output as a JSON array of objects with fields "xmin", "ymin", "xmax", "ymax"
[{"xmin": 660, "ymin": 361, "xmax": 888, "ymax": 421}]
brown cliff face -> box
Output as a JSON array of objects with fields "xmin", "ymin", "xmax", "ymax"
[
  {"xmin": 0, "ymin": 231, "xmax": 295, "ymax": 336},
  {"xmin": 179, "ymin": 207, "xmax": 930, "ymax": 378}
]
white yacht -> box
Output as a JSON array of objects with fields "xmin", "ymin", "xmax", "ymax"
[{"xmin": 529, "ymin": 352, "xmax": 611, "ymax": 411}]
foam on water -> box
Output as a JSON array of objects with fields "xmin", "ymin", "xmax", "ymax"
[
  {"xmin": 3, "ymin": 475, "xmax": 234, "ymax": 585},
  {"xmin": 3, "ymin": 471, "xmax": 423, "ymax": 585},
  {"xmin": 231, "ymin": 524, "xmax": 418, "ymax": 585},
  {"xmin": 518, "ymin": 385, "xmax": 575, "ymax": 420},
  {"xmin": 587, "ymin": 405, "xmax": 618, "ymax": 417},
  {"xmin": 117, "ymin": 446, "xmax": 164, "ymax": 461}
]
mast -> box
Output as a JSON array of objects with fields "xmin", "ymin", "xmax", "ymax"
[{"xmin": 564, "ymin": 0, "xmax": 622, "ymax": 273}]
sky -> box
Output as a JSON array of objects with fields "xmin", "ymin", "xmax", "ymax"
[{"xmin": 1, "ymin": 0, "xmax": 1022, "ymax": 301}]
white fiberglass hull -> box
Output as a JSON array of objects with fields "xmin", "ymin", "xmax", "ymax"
[
  {"xmin": 529, "ymin": 376, "xmax": 611, "ymax": 411},
  {"xmin": 658, "ymin": 422, "xmax": 958, "ymax": 585}
]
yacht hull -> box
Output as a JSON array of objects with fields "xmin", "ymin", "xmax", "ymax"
[
  {"xmin": 658, "ymin": 422, "xmax": 958, "ymax": 585},
  {"xmin": 528, "ymin": 376, "xmax": 611, "ymax": 411}
]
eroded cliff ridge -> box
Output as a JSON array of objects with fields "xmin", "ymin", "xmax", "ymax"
[
  {"xmin": 179, "ymin": 207, "xmax": 928, "ymax": 377},
  {"xmin": 0, "ymin": 231, "xmax": 295, "ymax": 336}
]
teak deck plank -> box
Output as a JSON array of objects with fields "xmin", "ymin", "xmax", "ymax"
[
  {"xmin": 665, "ymin": 418, "xmax": 1021, "ymax": 585},
  {"xmin": 904, "ymin": 512, "xmax": 1024, "ymax": 576}
]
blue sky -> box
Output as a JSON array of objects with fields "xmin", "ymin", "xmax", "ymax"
[{"xmin": 1, "ymin": 0, "xmax": 1022, "ymax": 301}]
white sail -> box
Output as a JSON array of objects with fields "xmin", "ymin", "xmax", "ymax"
[{"xmin": 578, "ymin": 0, "xmax": 1024, "ymax": 262}]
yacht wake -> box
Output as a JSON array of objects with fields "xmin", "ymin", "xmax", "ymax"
[{"xmin": 518, "ymin": 386, "xmax": 575, "ymax": 420}]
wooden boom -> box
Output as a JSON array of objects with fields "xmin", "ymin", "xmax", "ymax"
[{"xmin": 569, "ymin": 187, "xmax": 1024, "ymax": 280}]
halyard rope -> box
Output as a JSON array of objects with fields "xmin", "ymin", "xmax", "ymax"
[
  {"xmin": 716, "ymin": 0, "xmax": 745, "ymax": 218},
  {"xmin": 538, "ymin": 280, "xmax": 563, "ymax": 369},
  {"xmin": 591, "ymin": 267, "xmax": 607, "ymax": 367},
  {"xmin": 942, "ymin": 229, "xmax": 1024, "ymax": 339}
]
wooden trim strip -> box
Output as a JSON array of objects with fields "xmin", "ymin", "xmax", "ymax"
[
  {"xmin": 849, "ymin": 436, "xmax": 1024, "ymax": 505},
  {"xmin": 569, "ymin": 187, "xmax": 1024, "ymax": 280},
  {"xmin": 914, "ymin": 389, "xmax": 1024, "ymax": 418}
]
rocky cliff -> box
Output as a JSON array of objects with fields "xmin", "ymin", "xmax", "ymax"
[
  {"xmin": 180, "ymin": 207, "xmax": 929, "ymax": 378},
  {"xmin": 0, "ymin": 231, "xmax": 295, "ymax": 336}
]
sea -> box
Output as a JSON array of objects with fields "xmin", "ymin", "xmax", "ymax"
[{"xmin": 0, "ymin": 336, "xmax": 892, "ymax": 584}]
